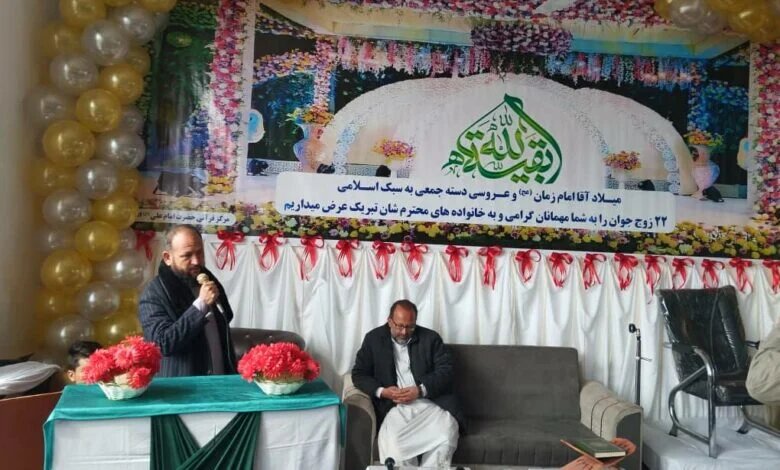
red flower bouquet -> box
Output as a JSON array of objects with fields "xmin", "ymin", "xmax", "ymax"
[
  {"xmin": 81, "ymin": 336, "xmax": 161, "ymax": 399},
  {"xmin": 238, "ymin": 342, "xmax": 320, "ymax": 395}
]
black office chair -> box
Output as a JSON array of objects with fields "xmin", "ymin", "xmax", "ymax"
[{"xmin": 658, "ymin": 286, "xmax": 780, "ymax": 457}]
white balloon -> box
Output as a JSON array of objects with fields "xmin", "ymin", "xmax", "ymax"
[
  {"xmin": 95, "ymin": 249, "xmax": 147, "ymax": 289},
  {"xmin": 118, "ymin": 228, "xmax": 137, "ymax": 250},
  {"xmin": 111, "ymin": 5, "xmax": 157, "ymax": 45},
  {"xmin": 81, "ymin": 20, "xmax": 130, "ymax": 66},
  {"xmin": 95, "ymin": 129, "xmax": 147, "ymax": 168},
  {"xmin": 119, "ymin": 105, "xmax": 145, "ymax": 134},
  {"xmin": 76, "ymin": 281, "xmax": 121, "ymax": 321},
  {"xmin": 669, "ymin": 0, "xmax": 707, "ymax": 28},
  {"xmin": 42, "ymin": 189, "xmax": 92, "ymax": 228},
  {"xmin": 49, "ymin": 53, "xmax": 99, "ymax": 96},
  {"xmin": 44, "ymin": 314, "xmax": 94, "ymax": 353},
  {"xmin": 695, "ymin": 8, "xmax": 727, "ymax": 35},
  {"xmin": 25, "ymin": 86, "xmax": 75, "ymax": 128},
  {"xmin": 40, "ymin": 226, "xmax": 75, "ymax": 252},
  {"xmin": 75, "ymin": 159, "xmax": 119, "ymax": 199}
]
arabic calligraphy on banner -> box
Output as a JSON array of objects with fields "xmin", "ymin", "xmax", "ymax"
[
  {"xmin": 443, "ymin": 94, "xmax": 562, "ymax": 184},
  {"xmin": 275, "ymin": 173, "xmax": 675, "ymax": 233},
  {"xmin": 137, "ymin": 210, "xmax": 236, "ymax": 226}
]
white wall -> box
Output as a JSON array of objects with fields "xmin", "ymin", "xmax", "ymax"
[{"xmin": 0, "ymin": 1, "xmax": 56, "ymax": 359}]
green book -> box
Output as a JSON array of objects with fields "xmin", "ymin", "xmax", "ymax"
[{"xmin": 570, "ymin": 437, "xmax": 626, "ymax": 459}]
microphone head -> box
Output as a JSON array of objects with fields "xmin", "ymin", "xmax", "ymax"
[
  {"xmin": 384, "ymin": 457, "xmax": 395, "ymax": 469},
  {"xmin": 196, "ymin": 273, "xmax": 209, "ymax": 285}
]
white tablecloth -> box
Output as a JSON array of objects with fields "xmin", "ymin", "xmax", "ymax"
[{"xmin": 51, "ymin": 406, "xmax": 340, "ymax": 469}]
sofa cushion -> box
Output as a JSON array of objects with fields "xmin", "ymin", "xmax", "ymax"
[
  {"xmin": 450, "ymin": 344, "xmax": 581, "ymax": 421},
  {"xmin": 452, "ymin": 417, "xmax": 597, "ymax": 467}
]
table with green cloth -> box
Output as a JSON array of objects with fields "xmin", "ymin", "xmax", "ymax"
[{"xmin": 44, "ymin": 375, "xmax": 343, "ymax": 470}]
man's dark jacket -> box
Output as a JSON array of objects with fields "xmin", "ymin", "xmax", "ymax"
[
  {"xmin": 139, "ymin": 262, "xmax": 237, "ymax": 377},
  {"xmin": 351, "ymin": 324, "xmax": 465, "ymax": 432}
]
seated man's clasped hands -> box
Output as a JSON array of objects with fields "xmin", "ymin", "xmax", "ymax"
[{"xmin": 352, "ymin": 299, "xmax": 464, "ymax": 468}]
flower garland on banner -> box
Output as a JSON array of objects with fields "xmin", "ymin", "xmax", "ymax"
[
  {"xmin": 299, "ymin": 235, "xmax": 324, "ymax": 280},
  {"xmin": 752, "ymin": 43, "xmax": 780, "ymax": 224},
  {"xmin": 471, "ymin": 22, "xmax": 573, "ymax": 56},
  {"xmin": 445, "ymin": 246, "xmax": 468, "ymax": 283},
  {"xmin": 401, "ymin": 241, "xmax": 428, "ymax": 281},
  {"xmin": 323, "ymin": 0, "xmax": 546, "ymax": 20},
  {"xmin": 701, "ymin": 259, "xmax": 724, "ymax": 289},
  {"xmin": 551, "ymin": 0, "xmax": 667, "ymax": 26},
  {"xmin": 687, "ymin": 81, "xmax": 748, "ymax": 133},
  {"xmin": 336, "ymin": 239, "xmax": 359, "ymax": 277},
  {"xmin": 256, "ymin": 5, "xmax": 317, "ymax": 38},
  {"xmin": 372, "ymin": 241, "xmax": 396, "ymax": 280},
  {"xmin": 582, "ymin": 253, "xmax": 606, "ymax": 289},
  {"xmin": 478, "ymin": 246, "xmax": 502, "ymax": 289},
  {"xmin": 202, "ymin": 0, "xmax": 248, "ymax": 195},
  {"xmin": 215, "ymin": 230, "xmax": 244, "ymax": 271},
  {"xmin": 729, "ymin": 258, "xmax": 753, "ymax": 293},
  {"xmin": 515, "ymin": 249, "xmax": 541, "ymax": 284},
  {"xmin": 548, "ymin": 252, "xmax": 573, "ymax": 288},
  {"xmin": 258, "ymin": 233, "xmax": 285, "ymax": 271}
]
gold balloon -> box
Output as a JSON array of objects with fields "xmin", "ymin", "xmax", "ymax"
[
  {"xmin": 41, "ymin": 249, "xmax": 93, "ymax": 293},
  {"xmin": 105, "ymin": 0, "xmax": 133, "ymax": 6},
  {"xmin": 94, "ymin": 309, "xmax": 142, "ymax": 346},
  {"xmin": 118, "ymin": 288, "xmax": 139, "ymax": 312},
  {"xmin": 729, "ymin": 4, "xmax": 773, "ymax": 35},
  {"xmin": 40, "ymin": 22, "xmax": 81, "ymax": 58},
  {"xmin": 116, "ymin": 167, "xmax": 141, "ymax": 196},
  {"xmin": 75, "ymin": 220, "xmax": 120, "ymax": 261},
  {"xmin": 99, "ymin": 64, "xmax": 144, "ymax": 105},
  {"xmin": 654, "ymin": 0, "xmax": 675, "ymax": 19},
  {"xmin": 76, "ymin": 89, "xmax": 122, "ymax": 133},
  {"xmin": 92, "ymin": 193, "xmax": 139, "ymax": 228},
  {"xmin": 43, "ymin": 120, "xmax": 96, "ymax": 167},
  {"xmin": 706, "ymin": 0, "xmax": 751, "ymax": 13},
  {"xmin": 30, "ymin": 159, "xmax": 76, "ymax": 195},
  {"xmin": 125, "ymin": 46, "xmax": 151, "ymax": 76},
  {"xmin": 138, "ymin": 0, "xmax": 178, "ymax": 13},
  {"xmin": 36, "ymin": 289, "xmax": 77, "ymax": 320},
  {"xmin": 749, "ymin": 19, "xmax": 780, "ymax": 43},
  {"xmin": 59, "ymin": 0, "xmax": 107, "ymax": 28}
]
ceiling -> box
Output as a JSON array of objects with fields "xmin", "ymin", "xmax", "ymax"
[{"xmin": 260, "ymin": 0, "xmax": 747, "ymax": 59}]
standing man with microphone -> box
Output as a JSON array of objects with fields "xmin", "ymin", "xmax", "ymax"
[{"xmin": 139, "ymin": 224, "xmax": 237, "ymax": 377}]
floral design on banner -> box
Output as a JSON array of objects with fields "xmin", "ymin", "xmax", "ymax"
[
  {"xmin": 256, "ymin": 5, "xmax": 317, "ymax": 38},
  {"xmin": 752, "ymin": 43, "xmax": 780, "ymax": 224},
  {"xmin": 202, "ymin": 0, "xmax": 249, "ymax": 195},
  {"xmin": 687, "ymin": 81, "xmax": 748, "ymax": 134},
  {"xmin": 299, "ymin": 235, "xmax": 324, "ymax": 280},
  {"xmin": 672, "ymin": 257, "xmax": 694, "ymax": 289},
  {"xmin": 215, "ymin": 230, "xmax": 245, "ymax": 271},
  {"xmin": 445, "ymin": 245, "xmax": 468, "ymax": 283},
  {"xmin": 701, "ymin": 259, "xmax": 724, "ymax": 289},
  {"xmin": 548, "ymin": 252, "xmax": 573, "ymax": 288},
  {"xmin": 134, "ymin": 230, "xmax": 156, "ymax": 261},
  {"xmin": 253, "ymin": 41, "xmax": 335, "ymax": 108},
  {"xmin": 515, "ymin": 249, "xmax": 541, "ymax": 284},
  {"xmin": 764, "ymin": 260, "xmax": 780, "ymax": 293},
  {"xmin": 258, "ymin": 233, "xmax": 285, "ymax": 271},
  {"xmin": 614, "ymin": 253, "xmax": 639, "ymax": 291},
  {"xmin": 545, "ymin": 53, "xmax": 700, "ymax": 89},
  {"xmin": 551, "ymin": 0, "xmax": 667, "ymax": 26},
  {"xmin": 478, "ymin": 246, "xmax": 502, "ymax": 289},
  {"xmin": 471, "ymin": 22, "xmax": 572, "ymax": 56},
  {"xmin": 728, "ymin": 258, "xmax": 753, "ymax": 293},
  {"xmin": 371, "ymin": 241, "xmax": 396, "ymax": 280},
  {"xmin": 323, "ymin": 0, "xmax": 546, "ymax": 20},
  {"xmin": 644, "ymin": 255, "xmax": 666, "ymax": 295},
  {"xmin": 582, "ymin": 253, "xmax": 606, "ymax": 290},
  {"xmin": 335, "ymin": 239, "xmax": 359, "ymax": 278},
  {"xmin": 401, "ymin": 241, "xmax": 428, "ymax": 281}
]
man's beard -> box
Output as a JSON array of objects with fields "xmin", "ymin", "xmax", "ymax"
[{"xmin": 392, "ymin": 335, "xmax": 410, "ymax": 345}]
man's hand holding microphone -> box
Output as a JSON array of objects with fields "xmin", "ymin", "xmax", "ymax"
[{"xmin": 196, "ymin": 273, "xmax": 225, "ymax": 315}]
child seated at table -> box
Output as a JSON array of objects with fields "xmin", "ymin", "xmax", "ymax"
[{"xmin": 65, "ymin": 341, "xmax": 102, "ymax": 384}]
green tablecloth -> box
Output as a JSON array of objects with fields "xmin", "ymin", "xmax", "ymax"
[{"xmin": 44, "ymin": 376, "xmax": 344, "ymax": 470}]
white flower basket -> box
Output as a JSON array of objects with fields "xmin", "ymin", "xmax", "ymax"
[
  {"xmin": 98, "ymin": 382, "xmax": 149, "ymax": 400},
  {"xmin": 254, "ymin": 379, "xmax": 305, "ymax": 396}
]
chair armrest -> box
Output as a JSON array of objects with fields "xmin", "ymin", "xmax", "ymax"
[
  {"xmin": 342, "ymin": 373, "xmax": 377, "ymax": 470},
  {"xmin": 580, "ymin": 381, "xmax": 643, "ymax": 470}
]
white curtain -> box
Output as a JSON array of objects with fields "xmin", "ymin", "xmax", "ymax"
[{"xmin": 143, "ymin": 234, "xmax": 779, "ymax": 427}]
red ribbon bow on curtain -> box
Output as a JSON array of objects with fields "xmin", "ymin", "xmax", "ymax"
[
  {"xmin": 671, "ymin": 257, "xmax": 695, "ymax": 289},
  {"xmin": 478, "ymin": 246, "xmax": 502, "ymax": 289},
  {"xmin": 514, "ymin": 249, "xmax": 541, "ymax": 284},
  {"xmin": 401, "ymin": 241, "xmax": 429, "ymax": 281},
  {"xmin": 728, "ymin": 258, "xmax": 753, "ymax": 293},
  {"xmin": 371, "ymin": 241, "xmax": 396, "ymax": 280},
  {"xmin": 215, "ymin": 230, "xmax": 245, "ymax": 271},
  {"xmin": 700, "ymin": 259, "xmax": 724, "ymax": 289},
  {"xmin": 299, "ymin": 235, "xmax": 324, "ymax": 280},
  {"xmin": 644, "ymin": 255, "xmax": 666, "ymax": 295},
  {"xmin": 258, "ymin": 233, "xmax": 285, "ymax": 271},
  {"xmin": 134, "ymin": 230, "xmax": 156, "ymax": 261},
  {"xmin": 445, "ymin": 245, "xmax": 468, "ymax": 283},
  {"xmin": 614, "ymin": 253, "xmax": 639, "ymax": 291},
  {"xmin": 548, "ymin": 252, "xmax": 573, "ymax": 288},
  {"xmin": 336, "ymin": 239, "xmax": 360, "ymax": 278},
  {"xmin": 763, "ymin": 260, "xmax": 780, "ymax": 293},
  {"xmin": 582, "ymin": 253, "xmax": 606, "ymax": 290}
]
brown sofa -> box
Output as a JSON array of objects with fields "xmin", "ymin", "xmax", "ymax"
[{"xmin": 342, "ymin": 344, "xmax": 642, "ymax": 470}]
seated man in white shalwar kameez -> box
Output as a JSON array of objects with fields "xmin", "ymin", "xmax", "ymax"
[{"xmin": 352, "ymin": 299, "xmax": 464, "ymax": 467}]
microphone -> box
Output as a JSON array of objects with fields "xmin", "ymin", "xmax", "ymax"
[
  {"xmin": 384, "ymin": 457, "xmax": 395, "ymax": 470},
  {"xmin": 196, "ymin": 273, "xmax": 225, "ymax": 315}
]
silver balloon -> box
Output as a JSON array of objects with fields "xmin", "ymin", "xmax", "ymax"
[
  {"xmin": 24, "ymin": 86, "xmax": 75, "ymax": 129},
  {"xmin": 669, "ymin": 0, "xmax": 707, "ymax": 28},
  {"xmin": 695, "ymin": 8, "xmax": 727, "ymax": 34},
  {"xmin": 118, "ymin": 228, "xmax": 137, "ymax": 250},
  {"xmin": 95, "ymin": 129, "xmax": 146, "ymax": 168},
  {"xmin": 76, "ymin": 281, "xmax": 121, "ymax": 321},
  {"xmin": 44, "ymin": 314, "xmax": 94, "ymax": 353},
  {"xmin": 95, "ymin": 249, "xmax": 147, "ymax": 289},
  {"xmin": 154, "ymin": 12, "xmax": 169, "ymax": 32},
  {"xmin": 49, "ymin": 53, "xmax": 99, "ymax": 96},
  {"xmin": 42, "ymin": 188, "xmax": 92, "ymax": 228},
  {"xmin": 40, "ymin": 226, "xmax": 75, "ymax": 252},
  {"xmin": 119, "ymin": 105, "xmax": 144, "ymax": 134},
  {"xmin": 75, "ymin": 159, "xmax": 119, "ymax": 199},
  {"xmin": 111, "ymin": 5, "xmax": 156, "ymax": 45},
  {"xmin": 81, "ymin": 20, "xmax": 130, "ymax": 66}
]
